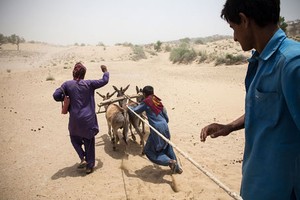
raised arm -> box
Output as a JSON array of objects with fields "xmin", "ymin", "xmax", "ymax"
[{"xmin": 90, "ymin": 65, "xmax": 109, "ymax": 89}]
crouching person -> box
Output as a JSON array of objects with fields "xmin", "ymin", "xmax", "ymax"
[{"xmin": 129, "ymin": 86, "xmax": 183, "ymax": 174}]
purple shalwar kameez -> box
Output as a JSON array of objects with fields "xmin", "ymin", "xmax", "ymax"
[{"xmin": 53, "ymin": 72, "xmax": 109, "ymax": 169}]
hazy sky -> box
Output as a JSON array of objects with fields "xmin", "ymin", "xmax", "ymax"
[{"xmin": 0, "ymin": 0, "xmax": 299, "ymax": 45}]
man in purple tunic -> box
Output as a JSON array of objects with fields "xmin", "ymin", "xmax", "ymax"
[{"xmin": 53, "ymin": 63, "xmax": 109, "ymax": 174}]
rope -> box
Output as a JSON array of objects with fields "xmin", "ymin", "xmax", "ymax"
[{"xmin": 126, "ymin": 105, "xmax": 243, "ymax": 200}]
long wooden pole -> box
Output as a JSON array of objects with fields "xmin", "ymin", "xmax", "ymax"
[
  {"xmin": 126, "ymin": 105, "xmax": 243, "ymax": 200},
  {"xmin": 97, "ymin": 93, "xmax": 142, "ymax": 107}
]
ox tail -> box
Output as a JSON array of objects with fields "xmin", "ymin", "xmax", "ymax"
[{"xmin": 122, "ymin": 110, "xmax": 129, "ymax": 145}]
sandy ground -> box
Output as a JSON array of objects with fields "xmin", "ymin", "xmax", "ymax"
[{"xmin": 0, "ymin": 42, "xmax": 249, "ymax": 200}]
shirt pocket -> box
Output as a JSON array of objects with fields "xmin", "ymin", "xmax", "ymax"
[{"xmin": 254, "ymin": 89, "xmax": 280, "ymax": 124}]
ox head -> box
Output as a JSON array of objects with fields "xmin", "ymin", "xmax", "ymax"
[{"xmin": 113, "ymin": 84, "xmax": 130, "ymax": 107}]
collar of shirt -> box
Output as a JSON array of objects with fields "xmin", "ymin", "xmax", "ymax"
[{"xmin": 251, "ymin": 29, "xmax": 287, "ymax": 62}]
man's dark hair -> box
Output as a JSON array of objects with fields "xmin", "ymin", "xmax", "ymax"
[
  {"xmin": 142, "ymin": 86, "xmax": 154, "ymax": 96},
  {"xmin": 73, "ymin": 62, "xmax": 86, "ymax": 80},
  {"xmin": 221, "ymin": 0, "xmax": 280, "ymax": 27}
]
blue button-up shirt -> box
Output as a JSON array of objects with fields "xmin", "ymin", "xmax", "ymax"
[{"xmin": 242, "ymin": 29, "xmax": 300, "ymax": 199}]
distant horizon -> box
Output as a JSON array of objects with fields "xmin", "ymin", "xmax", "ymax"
[
  {"xmin": 1, "ymin": 33, "xmax": 235, "ymax": 46},
  {"xmin": 1, "ymin": 0, "xmax": 299, "ymax": 46}
]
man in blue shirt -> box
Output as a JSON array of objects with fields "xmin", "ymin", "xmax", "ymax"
[{"xmin": 200, "ymin": 0, "xmax": 300, "ymax": 199}]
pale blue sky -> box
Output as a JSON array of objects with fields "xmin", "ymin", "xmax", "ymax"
[{"xmin": 0, "ymin": 0, "xmax": 299, "ymax": 45}]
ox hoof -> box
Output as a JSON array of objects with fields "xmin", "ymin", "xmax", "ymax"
[{"xmin": 123, "ymin": 137, "xmax": 128, "ymax": 145}]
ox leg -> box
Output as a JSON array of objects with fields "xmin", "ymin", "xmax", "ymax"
[
  {"xmin": 129, "ymin": 123, "xmax": 136, "ymax": 142},
  {"xmin": 122, "ymin": 123, "xmax": 129, "ymax": 145},
  {"xmin": 122, "ymin": 123, "xmax": 130, "ymax": 157},
  {"xmin": 107, "ymin": 123, "xmax": 113, "ymax": 142},
  {"xmin": 141, "ymin": 120, "xmax": 145, "ymax": 135},
  {"xmin": 140, "ymin": 119, "xmax": 145, "ymax": 155},
  {"xmin": 133, "ymin": 123, "xmax": 145, "ymax": 154},
  {"xmin": 112, "ymin": 128, "xmax": 119, "ymax": 151}
]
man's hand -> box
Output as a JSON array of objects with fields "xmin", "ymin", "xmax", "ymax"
[
  {"xmin": 200, "ymin": 123, "xmax": 231, "ymax": 142},
  {"xmin": 101, "ymin": 65, "xmax": 107, "ymax": 72},
  {"xmin": 200, "ymin": 115, "xmax": 245, "ymax": 142}
]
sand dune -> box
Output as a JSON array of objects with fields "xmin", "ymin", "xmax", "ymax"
[{"xmin": 0, "ymin": 41, "xmax": 249, "ymax": 200}]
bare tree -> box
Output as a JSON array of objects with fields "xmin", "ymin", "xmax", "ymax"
[{"xmin": 8, "ymin": 34, "xmax": 25, "ymax": 50}]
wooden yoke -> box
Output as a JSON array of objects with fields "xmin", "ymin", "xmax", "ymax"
[{"xmin": 97, "ymin": 93, "xmax": 143, "ymax": 114}]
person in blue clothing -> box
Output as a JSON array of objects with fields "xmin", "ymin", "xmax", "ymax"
[
  {"xmin": 200, "ymin": 0, "xmax": 300, "ymax": 199},
  {"xmin": 129, "ymin": 86, "xmax": 183, "ymax": 174},
  {"xmin": 53, "ymin": 62, "xmax": 109, "ymax": 174}
]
